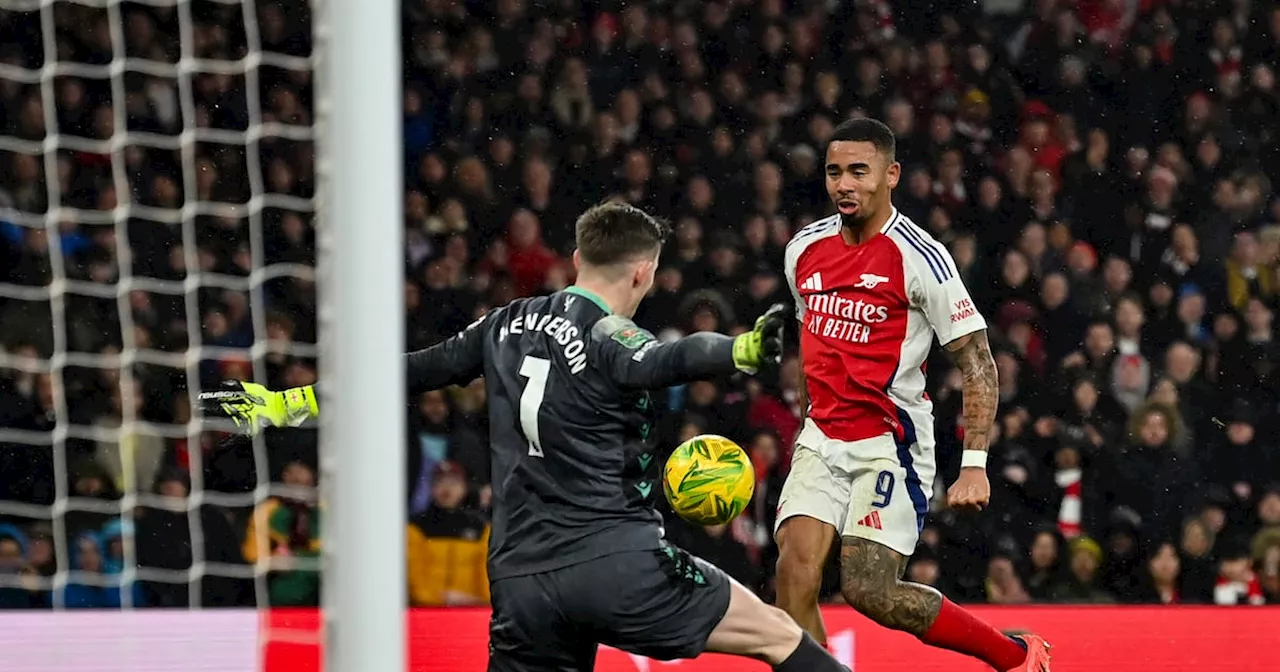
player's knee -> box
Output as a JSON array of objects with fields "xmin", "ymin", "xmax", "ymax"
[
  {"xmin": 775, "ymin": 549, "xmax": 823, "ymax": 603},
  {"xmin": 775, "ymin": 527, "xmax": 826, "ymax": 592},
  {"xmin": 768, "ymin": 555, "xmax": 819, "ymax": 601}
]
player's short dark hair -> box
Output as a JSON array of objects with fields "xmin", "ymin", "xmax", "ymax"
[
  {"xmin": 575, "ymin": 201, "xmax": 670, "ymax": 267},
  {"xmin": 828, "ymin": 118, "xmax": 896, "ymax": 161}
]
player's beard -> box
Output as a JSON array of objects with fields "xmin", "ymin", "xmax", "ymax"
[{"xmin": 839, "ymin": 210, "xmax": 869, "ymax": 229}]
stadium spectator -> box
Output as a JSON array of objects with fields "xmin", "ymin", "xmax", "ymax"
[
  {"xmin": 1135, "ymin": 541, "xmax": 1182, "ymax": 605},
  {"xmin": 60, "ymin": 521, "xmax": 146, "ymax": 609},
  {"xmin": 0, "ymin": 524, "xmax": 45, "ymax": 608},
  {"xmin": 407, "ymin": 461, "xmax": 490, "ymax": 607},
  {"xmin": 1213, "ymin": 536, "xmax": 1267, "ymax": 606},
  {"xmin": 408, "ymin": 389, "xmax": 486, "ymax": 516},
  {"xmin": 0, "ymin": 0, "xmax": 1278, "ymax": 609},
  {"xmin": 1254, "ymin": 526, "xmax": 1280, "ymax": 603},
  {"xmin": 242, "ymin": 461, "xmax": 321, "ymax": 607},
  {"xmin": 1023, "ymin": 528, "xmax": 1066, "ymax": 601},
  {"xmin": 1048, "ymin": 536, "xmax": 1113, "ymax": 604},
  {"xmin": 1178, "ymin": 516, "xmax": 1218, "ymax": 603},
  {"xmin": 135, "ymin": 468, "xmax": 247, "ymax": 607}
]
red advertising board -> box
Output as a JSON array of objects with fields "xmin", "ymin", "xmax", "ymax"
[
  {"xmin": 264, "ymin": 606, "xmax": 1278, "ymax": 672},
  {"xmin": 1, "ymin": 607, "xmax": 1272, "ymax": 671}
]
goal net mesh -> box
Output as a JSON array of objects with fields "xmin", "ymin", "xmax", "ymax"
[{"xmin": 0, "ymin": 0, "xmax": 322, "ymax": 664}]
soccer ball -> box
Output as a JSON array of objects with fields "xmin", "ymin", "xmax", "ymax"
[{"xmin": 663, "ymin": 434, "xmax": 755, "ymax": 526}]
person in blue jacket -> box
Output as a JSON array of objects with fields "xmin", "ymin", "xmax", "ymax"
[{"xmin": 61, "ymin": 520, "xmax": 146, "ymax": 608}]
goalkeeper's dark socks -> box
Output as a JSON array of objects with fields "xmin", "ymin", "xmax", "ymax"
[{"xmin": 774, "ymin": 632, "xmax": 848, "ymax": 672}]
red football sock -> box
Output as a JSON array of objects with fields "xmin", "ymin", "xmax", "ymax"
[{"xmin": 919, "ymin": 598, "xmax": 1026, "ymax": 671}]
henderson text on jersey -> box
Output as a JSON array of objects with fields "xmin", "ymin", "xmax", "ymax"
[{"xmin": 497, "ymin": 310, "xmax": 590, "ymax": 374}]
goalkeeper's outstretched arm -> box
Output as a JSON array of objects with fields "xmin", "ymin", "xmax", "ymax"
[
  {"xmin": 199, "ymin": 304, "xmax": 784, "ymax": 435},
  {"xmin": 199, "ymin": 310, "xmax": 497, "ymax": 435},
  {"xmin": 403, "ymin": 310, "xmax": 493, "ymax": 394},
  {"xmin": 592, "ymin": 304, "xmax": 788, "ymax": 390}
]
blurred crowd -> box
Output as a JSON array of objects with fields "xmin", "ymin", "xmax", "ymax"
[{"xmin": 2, "ymin": 0, "xmax": 1280, "ymax": 610}]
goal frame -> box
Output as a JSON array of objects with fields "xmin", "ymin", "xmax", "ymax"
[{"xmin": 314, "ymin": 0, "xmax": 406, "ymax": 670}]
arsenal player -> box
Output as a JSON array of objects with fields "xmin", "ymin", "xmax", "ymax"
[{"xmin": 774, "ymin": 118, "xmax": 1052, "ymax": 672}]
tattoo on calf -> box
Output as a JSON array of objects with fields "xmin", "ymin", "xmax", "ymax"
[{"xmin": 839, "ymin": 538, "xmax": 943, "ymax": 636}]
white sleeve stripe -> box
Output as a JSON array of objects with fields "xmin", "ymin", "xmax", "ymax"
[
  {"xmin": 893, "ymin": 215, "xmax": 952, "ymax": 276},
  {"xmin": 793, "ymin": 214, "xmax": 840, "ymax": 242},
  {"xmin": 889, "ymin": 217, "xmax": 952, "ymax": 283},
  {"xmin": 902, "ymin": 217, "xmax": 958, "ymax": 275}
]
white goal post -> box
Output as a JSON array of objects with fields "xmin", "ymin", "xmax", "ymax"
[
  {"xmin": 315, "ymin": 0, "xmax": 406, "ymax": 670},
  {"xmin": 0, "ymin": 0, "xmax": 405, "ymax": 668}
]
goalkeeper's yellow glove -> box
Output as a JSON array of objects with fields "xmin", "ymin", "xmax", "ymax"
[
  {"xmin": 197, "ymin": 381, "xmax": 318, "ymax": 437},
  {"xmin": 732, "ymin": 303, "xmax": 789, "ymax": 375}
]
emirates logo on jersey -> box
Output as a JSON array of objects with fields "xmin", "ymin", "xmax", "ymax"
[
  {"xmin": 804, "ymin": 294, "xmax": 891, "ymax": 344},
  {"xmin": 805, "ymin": 294, "xmax": 890, "ymax": 323}
]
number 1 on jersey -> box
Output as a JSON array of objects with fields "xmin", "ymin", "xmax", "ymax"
[{"xmin": 518, "ymin": 356, "xmax": 550, "ymax": 457}]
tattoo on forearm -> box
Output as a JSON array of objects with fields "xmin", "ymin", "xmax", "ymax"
[
  {"xmin": 839, "ymin": 538, "xmax": 942, "ymax": 636},
  {"xmin": 945, "ymin": 330, "xmax": 998, "ymax": 452}
]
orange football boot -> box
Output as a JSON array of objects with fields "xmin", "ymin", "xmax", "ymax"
[{"xmin": 1006, "ymin": 634, "xmax": 1051, "ymax": 672}]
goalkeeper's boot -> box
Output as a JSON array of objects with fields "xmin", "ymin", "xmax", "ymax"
[{"xmin": 1005, "ymin": 634, "xmax": 1051, "ymax": 672}]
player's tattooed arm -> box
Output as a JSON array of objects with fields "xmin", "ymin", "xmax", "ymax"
[
  {"xmin": 839, "ymin": 538, "xmax": 942, "ymax": 635},
  {"xmin": 943, "ymin": 329, "xmax": 998, "ymax": 453}
]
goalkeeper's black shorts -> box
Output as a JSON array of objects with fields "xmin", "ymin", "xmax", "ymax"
[{"xmin": 487, "ymin": 543, "xmax": 732, "ymax": 672}]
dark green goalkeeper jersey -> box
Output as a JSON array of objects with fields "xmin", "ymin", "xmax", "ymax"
[{"xmin": 405, "ymin": 286, "xmax": 738, "ymax": 580}]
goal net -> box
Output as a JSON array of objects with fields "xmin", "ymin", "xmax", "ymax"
[{"xmin": 0, "ymin": 0, "xmax": 348, "ymax": 668}]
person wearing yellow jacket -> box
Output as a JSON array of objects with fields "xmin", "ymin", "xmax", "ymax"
[
  {"xmin": 407, "ymin": 461, "xmax": 490, "ymax": 606},
  {"xmin": 1224, "ymin": 231, "xmax": 1275, "ymax": 310}
]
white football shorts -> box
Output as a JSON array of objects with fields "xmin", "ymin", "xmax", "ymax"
[{"xmin": 774, "ymin": 419, "xmax": 936, "ymax": 557}]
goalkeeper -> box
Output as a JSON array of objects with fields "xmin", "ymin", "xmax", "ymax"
[{"xmin": 202, "ymin": 202, "xmax": 847, "ymax": 672}]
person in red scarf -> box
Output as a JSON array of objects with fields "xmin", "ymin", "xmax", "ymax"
[
  {"xmin": 503, "ymin": 209, "xmax": 561, "ymax": 297},
  {"xmin": 1214, "ymin": 538, "xmax": 1267, "ymax": 605},
  {"xmin": 1053, "ymin": 444, "xmax": 1085, "ymax": 540}
]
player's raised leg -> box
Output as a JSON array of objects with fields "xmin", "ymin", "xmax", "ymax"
[
  {"xmin": 839, "ymin": 537, "xmax": 1050, "ymax": 672},
  {"xmin": 774, "ymin": 515, "xmax": 835, "ymax": 644},
  {"xmin": 487, "ymin": 573, "xmax": 598, "ymax": 672},
  {"xmin": 773, "ymin": 439, "xmax": 846, "ymax": 646},
  {"xmin": 704, "ymin": 574, "xmax": 846, "ymax": 670},
  {"xmin": 594, "ymin": 544, "xmax": 846, "ymax": 671}
]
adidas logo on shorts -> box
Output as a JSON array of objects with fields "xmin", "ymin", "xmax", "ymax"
[{"xmin": 855, "ymin": 511, "xmax": 883, "ymax": 530}]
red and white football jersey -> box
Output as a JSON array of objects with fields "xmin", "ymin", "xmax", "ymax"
[{"xmin": 784, "ymin": 209, "xmax": 986, "ymax": 448}]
